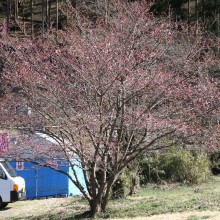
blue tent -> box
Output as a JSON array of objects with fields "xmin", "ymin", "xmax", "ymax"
[
  {"xmin": 8, "ymin": 132, "xmax": 86, "ymax": 199},
  {"xmin": 10, "ymin": 160, "xmax": 86, "ymax": 199}
]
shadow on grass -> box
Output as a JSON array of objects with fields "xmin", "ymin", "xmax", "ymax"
[
  {"xmin": 72, "ymin": 211, "xmax": 95, "ymax": 219},
  {"xmin": 0, "ymin": 207, "xmax": 12, "ymax": 211},
  {"xmin": 8, "ymin": 210, "xmax": 97, "ymax": 220}
]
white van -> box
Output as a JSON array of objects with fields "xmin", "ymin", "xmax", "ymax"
[{"xmin": 0, "ymin": 159, "xmax": 26, "ymax": 208}]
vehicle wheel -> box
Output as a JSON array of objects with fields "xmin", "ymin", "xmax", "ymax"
[
  {"xmin": 0, "ymin": 197, "xmax": 8, "ymax": 209},
  {"xmin": 0, "ymin": 197, "xmax": 2, "ymax": 209},
  {"xmin": 1, "ymin": 203, "xmax": 8, "ymax": 208}
]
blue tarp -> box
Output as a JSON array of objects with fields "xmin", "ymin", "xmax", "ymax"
[{"xmin": 10, "ymin": 161, "xmax": 85, "ymax": 199}]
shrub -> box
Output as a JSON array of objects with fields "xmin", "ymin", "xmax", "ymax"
[
  {"xmin": 111, "ymin": 164, "xmax": 140, "ymax": 199},
  {"xmin": 111, "ymin": 168, "xmax": 132, "ymax": 199},
  {"xmin": 139, "ymin": 149, "xmax": 210, "ymax": 185},
  {"xmin": 139, "ymin": 154, "xmax": 165, "ymax": 184},
  {"xmin": 210, "ymin": 152, "xmax": 220, "ymax": 175}
]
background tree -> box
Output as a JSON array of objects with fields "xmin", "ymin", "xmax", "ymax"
[{"xmin": 0, "ymin": 1, "xmax": 220, "ymax": 217}]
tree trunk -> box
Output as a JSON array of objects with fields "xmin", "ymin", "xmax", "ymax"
[
  {"xmin": 48, "ymin": 0, "xmax": 51, "ymax": 29},
  {"xmin": 89, "ymin": 196, "xmax": 109, "ymax": 217},
  {"xmin": 6, "ymin": 0, "xmax": 10, "ymax": 28},
  {"xmin": 187, "ymin": 0, "xmax": 190, "ymax": 32},
  {"xmin": 56, "ymin": 0, "xmax": 59, "ymax": 31},
  {"xmin": 89, "ymin": 199, "xmax": 102, "ymax": 217},
  {"xmin": 14, "ymin": 0, "xmax": 17, "ymax": 19},
  {"xmin": 201, "ymin": 0, "xmax": 205, "ymax": 22},
  {"xmin": 88, "ymin": 176, "xmax": 115, "ymax": 217},
  {"xmin": 30, "ymin": 0, "xmax": 33, "ymax": 38},
  {"xmin": 71, "ymin": 0, "xmax": 76, "ymax": 8},
  {"xmin": 42, "ymin": 0, "xmax": 45, "ymax": 34},
  {"xmin": 46, "ymin": 0, "xmax": 48, "ymax": 32},
  {"xmin": 195, "ymin": 0, "xmax": 199, "ymax": 35}
]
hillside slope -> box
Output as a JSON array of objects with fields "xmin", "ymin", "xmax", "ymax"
[{"xmin": 0, "ymin": 0, "xmax": 67, "ymax": 37}]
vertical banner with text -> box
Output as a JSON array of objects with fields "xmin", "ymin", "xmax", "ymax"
[{"xmin": 0, "ymin": 133, "xmax": 9, "ymax": 153}]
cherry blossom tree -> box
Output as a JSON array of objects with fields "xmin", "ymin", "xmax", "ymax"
[{"xmin": 0, "ymin": 1, "xmax": 220, "ymax": 217}]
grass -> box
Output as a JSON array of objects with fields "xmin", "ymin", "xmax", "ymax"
[
  {"xmin": 100, "ymin": 176, "xmax": 220, "ymax": 219},
  {"xmin": 1, "ymin": 175, "xmax": 220, "ymax": 219}
]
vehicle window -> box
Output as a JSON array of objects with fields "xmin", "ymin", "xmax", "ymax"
[
  {"xmin": 0, "ymin": 167, "xmax": 7, "ymax": 179},
  {"xmin": 1, "ymin": 162, "xmax": 17, "ymax": 177}
]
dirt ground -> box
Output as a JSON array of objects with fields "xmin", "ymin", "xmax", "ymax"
[
  {"xmin": 1, "ymin": 198, "xmax": 220, "ymax": 220},
  {"xmin": 115, "ymin": 211, "xmax": 220, "ymax": 220}
]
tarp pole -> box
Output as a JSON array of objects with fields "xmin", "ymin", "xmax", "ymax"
[{"xmin": 35, "ymin": 168, "xmax": 38, "ymax": 198}]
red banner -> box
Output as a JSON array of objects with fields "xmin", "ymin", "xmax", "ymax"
[{"xmin": 0, "ymin": 133, "xmax": 9, "ymax": 152}]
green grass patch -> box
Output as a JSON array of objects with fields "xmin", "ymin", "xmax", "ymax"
[
  {"xmin": 2, "ymin": 176, "xmax": 220, "ymax": 220},
  {"xmin": 98, "ymin": 175, "xmax": 220, "ymax": 219}
]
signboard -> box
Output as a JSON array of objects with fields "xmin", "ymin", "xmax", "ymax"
[
  {"xmin": 0, "ymin": 133, "xmax": 9, "ymax": 152},
  {"xmin": 16, "ymin": 161, "xmax": 24, "ymax": 171}
]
